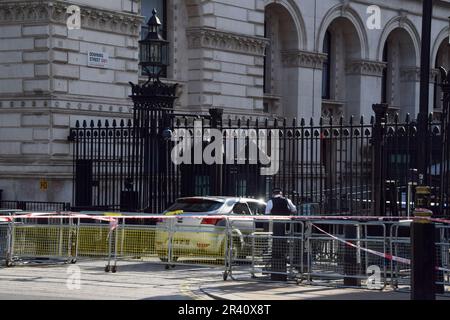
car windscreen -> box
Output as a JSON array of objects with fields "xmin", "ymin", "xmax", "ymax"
[{"xmin": 165, "ymin": 199, "xmax": 223, "ymax": 213}]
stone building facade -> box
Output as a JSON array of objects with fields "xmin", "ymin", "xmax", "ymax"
[{"xmin": 0, "ymin": 0, "xmax": 449, "ymax": 203}]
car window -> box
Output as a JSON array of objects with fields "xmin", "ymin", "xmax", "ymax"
[
  {"xmin": 232, "ymin": 203, "xmax": 251, "ymax": 215},
  {"xmin": 165, "ymin": 199, "xmax": 223, "ymax": 213},
  {"xmin": 247, "ymin": 202, "xmax": 266, "ymax": 215}
]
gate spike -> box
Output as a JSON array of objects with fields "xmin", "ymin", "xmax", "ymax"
[
  {"xmin": 310, "ymin": 118, "xmax": 314, "ymax": 126},
  {"xmin": 292, "ymin": 118, "xmax": 297, "ymax": 127},
  {"xmin": 120, "ymin": 119, "xmax": 125, "ymax": 127},
  {"xmin": 112, "ymin": 120, "xmax": 117, "ymax": 128},
  {"xmin": 127, "ymin": 119, "xmax": 132, "ymax": 127},
  {"xmin": 90, "ymin": 120, "xmax": 95, "ymax": 128},
  {"xmin": 82, "ymin": 120, "xmax": 87, "ymax": 128},
  {"xmin": 339, "ymin": 116, "xmax": 344, "ymax": 126},
  {"xmin": 319, "ymin": 117, "xmax": 323, "ymax": 127},
  {"xmin": 394, "ymin": 113, "xmax": 399, "ymax": 124},
  {"xmin": 405, "ymin": 113, "xmax": 410, "ymax": 123},
  {"xmin": 105, "ymin": 120, "xmax": 109, "ymax": 128},
  {"xmin": 350, "ymin": 115, "xmax": 354, "ymax": 125},
  {"xmin": 75, "ymin": 120, "xmax": 80, "ymax": 128},
  {"xmin": 360, "ymin": 115, "xmax": 364, "ymax": 125},
  {"xmin": 300, "ymin": 118, "xmax": 305, "ymax": 127},
  {"xmin": 97, "ymin": 120, "xmax": 102, "ymax": 127}
]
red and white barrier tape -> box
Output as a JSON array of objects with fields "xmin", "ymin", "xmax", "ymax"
[
  {"xmin": 311, "ymin": 224, "xmax": 450, "ymax": 273},
  {"xmin": 4, "ymin": 213, "xmax": 450, "ymax": 225}
]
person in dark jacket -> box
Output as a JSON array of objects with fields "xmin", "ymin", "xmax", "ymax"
[
  {"xmin": 265, "ymin": 188, "xmax": 297, "ymax": 216},
  {"xmin": 265, "ymin": 188, "xmax": 297, "ymax": 281}
]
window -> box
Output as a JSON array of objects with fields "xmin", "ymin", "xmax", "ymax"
[
  {"xmin": 141, "ymin": 0, "xmax": 167, "ymax": 77},
  {"xmin": 322, "ymin": 31, "xmax": 331, "ymax": 100},
  {"xmin": 247, "ymin": 202, "xmax": 266, "ymax": 215},
  {"xmin": 232, "ymin": 203, "xmax": 251, "ymax": 215},
  {"xmin": 381, "ymin": 44, "xmax": 388, "ymax": 104}
]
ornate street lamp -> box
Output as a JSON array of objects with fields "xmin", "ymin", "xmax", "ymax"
[{"xmin": 139, "ymin": 9, "xmax": 169, "ymax": 81}]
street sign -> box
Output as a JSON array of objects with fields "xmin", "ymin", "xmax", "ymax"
[{"xmin": 88, "ymin": 51, "xmax": 109, "ymax": 68}]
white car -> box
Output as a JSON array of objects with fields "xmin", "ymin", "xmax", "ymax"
[{"xmin": 155, "ymin": 197, "xmax": 266, "ymax": 262}]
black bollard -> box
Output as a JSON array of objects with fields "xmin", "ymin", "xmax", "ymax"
[
  {"xmin": 271, "ymin": 221, "xmax": 287, "ymax": 281},
  {"xmin": 411, "ymin": 210, "xmax": 436, "ymax": 300},
  {"xmin": 343, "ymin": 224, "xmax": 361, "ymax": 287}
]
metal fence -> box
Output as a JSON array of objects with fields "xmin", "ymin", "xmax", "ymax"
[
  {"xmin": 2, "ymin": 214, "xmax": 448, "ymax": 295},
  {"xmin": 69, "ymin": 105, "xmax": 449, "ymax": 217},
  {"xmin": 0, "ymin": 201, "xmax": 70, "ymax": 212}
]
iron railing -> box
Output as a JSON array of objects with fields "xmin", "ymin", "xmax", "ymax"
[
  {"xmin": 0, "ymin": 201, "xmax": 70, "ymax": 213},
  {"xmin": 69, "ymin": 109, "xmax": 449, "ymax": 216}
]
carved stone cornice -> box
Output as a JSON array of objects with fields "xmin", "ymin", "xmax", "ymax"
[
  {"xmin": 187, "ymin": 27, "xmax": 269, "ymax": 56},
  {"xmin": 281, "ymin": 50, "xmax": 328, "ymax": 69},
  {"xmin": 346, "ymin": 60, "xmax": 387, "ymax": 77},
  {"xmin": 0, "ymin": 1, "xmax": 142, "ymax": 36}
]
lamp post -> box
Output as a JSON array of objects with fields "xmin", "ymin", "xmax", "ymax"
[
  {"xmin": 418, "ymin": 0, "xmax": 433, "ymax": 184},
  {"xmin": 411, "ymin": 0, "xmax": 436, "ymax": 301},
  {"xmin": 139, "ymin": 9, "xmax": 169, "ymax": 81},
  {"xmin": 128, "ymin": 9, "xmax": 177, "ymax": 213}
]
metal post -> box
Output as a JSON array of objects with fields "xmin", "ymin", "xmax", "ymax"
[
  {"xmin": 372, "ymin": 104, "xmax": 389, "ymax": 216},
  {"xmin": 418, "ymin": 0, "xmax": 433, "ymax": 181},
  {"xmin": 209, "ymin": 108, "xmax": 224, "ymax": 196},
  {"xmin": 343, "ymin": 224, "xmax": 361, "ymax": 287},
  {"xmin": 411, "ymin": 211, "xmax": 436, "ymax": 300}
]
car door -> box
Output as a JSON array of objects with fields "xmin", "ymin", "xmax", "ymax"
[
  {"xmin": 246, "ymin": 201, "xmax": 267, "ymax": 231},
  {"xmin": 231, "ymin": 202, "xmax": 253, "ymax": 234}
]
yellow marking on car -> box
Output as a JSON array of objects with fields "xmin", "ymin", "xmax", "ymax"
[{"xmin": 165, "ymin": 210, "xmax": 184, "ymax": 216}]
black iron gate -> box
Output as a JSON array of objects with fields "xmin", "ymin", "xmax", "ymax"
[{"xmin": 69, "ymin": 83, "xmax": 449, "ymax": 216}]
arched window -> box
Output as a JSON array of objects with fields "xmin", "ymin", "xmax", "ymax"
[
  {"xmin": 322, "ymin": 30, "xmax": 331, "ymax": 100},
  {"xmin": 434, "ymin": 39, "xmax": 450, "ymax": 112},
  {"xmin": 141, "ymin": 0, "xmax": 167, "ymax": 77},
  {"xmin": 380, "ymin": 28, "xmax": 418, "ymax": 118}
]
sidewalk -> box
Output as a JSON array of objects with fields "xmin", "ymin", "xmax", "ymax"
[{"xmin": 197, "ymin": 277, "xmax": 450, "ymax": 300}]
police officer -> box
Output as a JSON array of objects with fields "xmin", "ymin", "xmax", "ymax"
[
  {"xmin": 265, "ymin": 188, "xmax": 297, "ymax": 281},
  {"xmin": 265, "ymin": 188, "xmax": 297, "ymax": 216}
]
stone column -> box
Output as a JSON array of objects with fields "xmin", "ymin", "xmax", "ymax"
[
  {"xmin": 346, "ymin": 60, "xmax": 387, "ymax": 118},
  {"xmin": 281, "ymin": 50, "xmax": 327, "ymax": 121},
  {"xmin": 400, "ymin": 67, "xmax": 421, "ymax": 117}
]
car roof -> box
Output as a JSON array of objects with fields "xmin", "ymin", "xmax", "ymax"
[{"xmin": 176, "ymin": 196, "xmax": 266, "ymax": 204}]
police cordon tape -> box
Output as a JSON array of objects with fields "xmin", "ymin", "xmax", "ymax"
[
  {"xmin": 311, "ymin": 223, "xmax": 450, "ymax": 273},
  {"xmin": 3, "ymin": 212, "xmax": 450, "ymax": 273},
  {"xmin": 3, "ymin": 213, "xmax": 450, "ymax": 225}
]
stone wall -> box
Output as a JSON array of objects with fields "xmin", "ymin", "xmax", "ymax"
[{"xmin": 1, "ymin": 0, "xmax": 450, "ymax": 204}]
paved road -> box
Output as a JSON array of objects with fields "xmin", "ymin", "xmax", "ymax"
[
  {"xmin": 1, "ymin": 260, "xmax": 448, "ymax": 300},
  {"xmin": 0, "ymin": 260, "xmax": 218, "ymax": 300}
]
